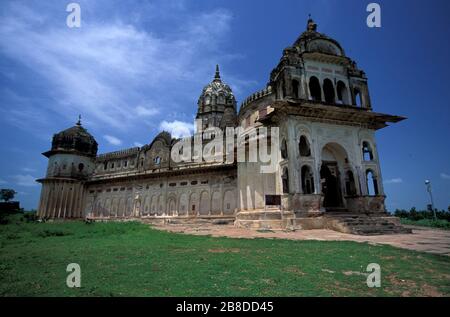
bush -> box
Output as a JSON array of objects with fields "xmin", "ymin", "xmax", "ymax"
[
  {"xmin": 400, "ymin": 218, "xmax": 450, "ymax": 230},
  {"xmin": 0, "ymin": 213, "xmax": 7, "ymax": 225},
  {"xmin": 23, "ymin": 212, "xmax": 38, "ymax": 222},
  {"xmin": 394, "ymin": 207, "xmax": 450, "ymax": 221}
]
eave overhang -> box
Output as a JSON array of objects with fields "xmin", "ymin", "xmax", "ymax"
[
  {"xmin": 42, "ymin": 149, "xmax": 96, "ymax": 158},
  {"xmin": 258, "ymin": 100, "xmax": 406, "ymax": 130}
]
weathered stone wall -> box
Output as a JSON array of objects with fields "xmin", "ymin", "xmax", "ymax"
[
  {"xmin": 346, "ymin": 195, "xmax": 387, "ymax": 214},
  {"xmin": 84, "ymin": 170, "xmax": 237, "ymax": 219},
  {"xmin": 37, "ymin": 180, "xmax": 85, "ymax": 218}
]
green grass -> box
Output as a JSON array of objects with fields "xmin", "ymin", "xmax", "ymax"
[
  {"xmin": 400, "ymin": 218, "xmax": 450, "ymax": 230},
  {"xmin": 1, "ymin": 214, "xmax": 449, "ymax": 297}
]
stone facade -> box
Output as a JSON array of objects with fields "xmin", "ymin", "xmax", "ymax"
[{"xmin": 37, "ymin": 19, "xmax": 406, "ymax": 233}]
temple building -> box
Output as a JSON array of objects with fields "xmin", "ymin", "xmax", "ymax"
[{"xmin": 37, "ymin": 18, "xmax": 410, "ymax": 234}]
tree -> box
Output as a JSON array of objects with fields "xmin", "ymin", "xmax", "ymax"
[{"xmin": 0, "ymin": 189, "xmax": 16, "ymax": 202}]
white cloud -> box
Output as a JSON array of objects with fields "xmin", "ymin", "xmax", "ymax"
[
  {"xmin": 133, "ymin": 142, "xmax": 143, "ymax": 147},
  {"xmin": 11, "ymin": 174, "xmax": 37, "ymax": 187},
  {"xmin": 440, "ymin": 173, "xmax": 450, "ymax": 180},
  {"xmin": 21, "ymin": 167, "xmax": 36, "ymax": 172},
  {"xmin": 0, "ymin": 2, "xmax": 238, "ymax": 132},
  {"xmin": 104, "ymin": 135, "xmax": 122, "ymax": 146},
  {"xmin": 135, "ymin": 106, "xmax": 159, "ymax": 117},
  {"xmin": 159, "ymin": 120, "xmax": 194, "ymax": 138},
  {"xmin": 384, "ymin": 178, "xmax": 403, "ymax": 184}
]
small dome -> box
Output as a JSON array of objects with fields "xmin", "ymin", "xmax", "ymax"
[
  {"xmin": 198, "ymin": 65, "xmax": 236, "ymax": 109},
  {"xmin": 148, "ymin": 131, "xmax": 172, "ymax": 148},
  {"xmin": 293, "ymin": 18, "xmax": 345, "ymax": 56},
  {"xmin": 50, "ymin": 117, "xmax": 98, "ymax": 157}
]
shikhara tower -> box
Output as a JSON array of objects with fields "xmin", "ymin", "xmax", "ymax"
[
  {"xmin": 196, "ymin": 65, "xmax": 237, "ymax": 132},
  {"xmin": 37, "ymin": 18, "xmax": 409, "ymax": 234}
]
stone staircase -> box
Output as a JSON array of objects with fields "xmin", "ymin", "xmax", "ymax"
[{"xmin": 323, "ymin": 212, "xmax": 412, "ymax": 235}]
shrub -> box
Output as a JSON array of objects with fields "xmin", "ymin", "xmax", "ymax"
[
  {"xmin": 36, "ymin": 229, "xmax": 72, "ymax": 238},
  {"xmin": 394, "ymin": 208, "xmax": 450, "ymax": 221},
  {"xmin": 400, "ymin": 218, "xmax": 450, "ymax": 230},
  {"xmin": 23, "ymin": 212, "xmax": 38, "ymax": 222}
]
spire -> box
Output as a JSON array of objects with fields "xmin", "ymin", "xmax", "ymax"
[
  {"xmin": 214, "ymin": 64, "xmax": 221, "ymax": 80},
  {"xmin": 76, "ymin": 114, "xmax": 82, "ymax": 126}
]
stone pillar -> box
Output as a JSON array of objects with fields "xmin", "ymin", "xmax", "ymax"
[
  {"xmin": 60, "ymin": 182, "xmax": 68, "ymax": 218},
  {"xmin": 357, "ymin": 166, "xmax": 367, "ymax": 196}
]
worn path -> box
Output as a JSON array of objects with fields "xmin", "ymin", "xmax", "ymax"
[{"xmin": 151, "ymin": 223, "xmax": 450, "ymax": 256}]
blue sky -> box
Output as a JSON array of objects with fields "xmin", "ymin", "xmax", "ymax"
[{"xmin": 0, "ymin": 0, "xmax": 449, "ymax": 211}]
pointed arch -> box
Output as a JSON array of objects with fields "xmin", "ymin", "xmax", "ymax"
[
  {"xmin": 223, "ymin": 190, "xmax": 235, "ymax": 215},
  {"xmin": 125, "ymin": 197, "xmax": 133, "ymax": 217},
  {"xmin": 167, "ymin": 195, "xmax": 177, "ymax": 216},
  {"xmin": 301, "ymin": 165, "xmax": 315, "ymax": 194},
  {"xmin": 323, "ymin": 78, "xmax": 335, "ymax": 103},
  {"xmin": 199, "ymin": 191, "xmax": 210, "ymax": 215},
  {"xmin": 354, "ymin": 88, "xmax": 362, "ymax": 107},
  {"xmin": 336, "ymin": 81, "xmax": 349, "ymax": 104},
  {"xmin": 211, "ymin": 191, "xmax": 221, "ymax": 215},
  {"xmin": 299, "ymin": 135, "xmax": 311, "ymax": 157},
  {"xmin": 309, "ymin": 76, "xmax": 322, "ymax": 101},
  {"xmin": 118, "ymin": 198, "xmax": 125, "ymax": 217},
  {"xmin": 157, "ymin": 194, "xmax": 165, "ymax": 215},
  {"xmin": 366, "ymin": 169, "xmax": 379, "ymax": 196},
  {"xmin": 292, "ymin": 79, "xmax": 300, "ymax": 98},
  {"xmin": 178, "ymin": 193, "xmax": 188, "ymax": 216},
  {"xmin": 362, "ymin": 141, "xmax": 374, "ymax": 161},
  {"xmin": 189, "ymin": 192, "xmax": 198, "ymax": 216}
]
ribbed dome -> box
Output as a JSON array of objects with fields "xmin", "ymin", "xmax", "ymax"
[
  {"xmin": 197, "ymin": 65, "xmax": 236, "ymax": 110},
  {"xmin": 50, "ymin": 119, "xmax": 98, "ymax": 157}
]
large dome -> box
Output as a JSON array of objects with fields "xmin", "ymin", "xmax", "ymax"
[
  {"xmin": 48, "ymin": 118, "xmax": 98, "ymax": 157},
  {"xmin": 292, "ymin": 18, "xmax": 345, "ymax": 57}
]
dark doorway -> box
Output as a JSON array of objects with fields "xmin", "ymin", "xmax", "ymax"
[{"xmin": 320, "ymin": 163, "xmax": 343, "ymax": 208}]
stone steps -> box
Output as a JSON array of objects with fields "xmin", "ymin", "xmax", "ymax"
[{"xmin": 323, "ymin": 213, "xmax": 412, "ymax": 235}]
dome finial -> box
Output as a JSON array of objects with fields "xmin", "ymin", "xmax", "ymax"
[
  {"xmin": 307, "ymin": 14, "xmax": 317, "ymax": 31},
  {"xmin": 76, "ymin": 114, "xmax": 82, "ymax": 126},
  {"xmin": 214, "ymin": 64, "xmax": 221, "ymax": 80}
]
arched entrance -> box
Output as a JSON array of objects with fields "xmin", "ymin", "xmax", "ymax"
[{"xmin": 320, "ymin": 143, "xmax": 348, "ymax": 209}]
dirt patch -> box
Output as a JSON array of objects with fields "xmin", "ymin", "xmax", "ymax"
[
  {"xmin": 284, "ymin": 266, "xmax": 305, "ymax": 275},
  {"xmin": 342, "ymin": 271, "xmax": 368, "ymax": 277},
  {"xmin": 261, "ymin": 278, "xmax": 276, "ymax": 285},
  {"xmin": 208, "ymin": 248, "xmax": 240, "ymax": 253},
  {"xmin": 421, "ymin": 284, "xmax": 444, "ymax": 297},
  {"xmin": 389, "ymin": 275, "xmax": 445, "ymax": 297},
  {"xmin": 386, "ymin": 275, "xmax": 417, "ymax": 296},
  {"xmin": 380, "ymin": 256, "xmax": 395, "ymax": 260}
]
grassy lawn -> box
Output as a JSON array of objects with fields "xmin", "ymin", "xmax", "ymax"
[
  {"xmin": 400, "ymin": 218, "xmax": 450, "ymax": 230},
  {"xmin": 1, "ymin": 215, "xmax": 449, "ymax": 297}
]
